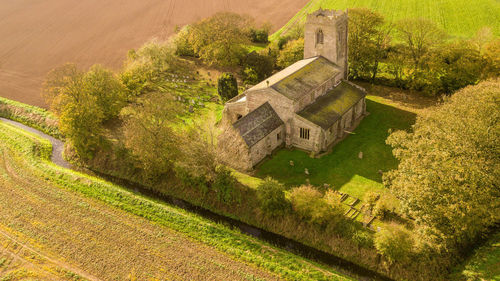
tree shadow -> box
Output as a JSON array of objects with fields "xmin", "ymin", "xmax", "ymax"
[{"xmin": 255, "ymin": 98, "xmax": 417, "ymax": 192}]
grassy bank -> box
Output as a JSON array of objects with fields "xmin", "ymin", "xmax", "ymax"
[{"xmin": 0, "ymin": 120, "xmax": 353, "ymax": 281}]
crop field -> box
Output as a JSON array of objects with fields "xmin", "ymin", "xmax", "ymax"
[
  {"xmin": 272, "ymin": 0, "xmax": 500, "ymax": 40},
  {"xmin": 0, "ymin": 120, "xmax": 353, "ymax": 281}
]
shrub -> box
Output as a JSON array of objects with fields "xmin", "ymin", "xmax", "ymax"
[
  {"xmin": 249, "ymin": 27, "xmax": 269, "ymax": 43},
  {"xmin": 277, "ymin": 38, "xmax": 304, "ymax": 69},
  {"xmin": 241, "ymin": 51, "xmax": 274, "ymax": 83},
  {"xmin": 289, "ymin": 185, "xmax": 343, "ymax": 227},
  {"xmin": 256, "ymin": 177, "xmax": 290, "ymax": 216},
  {"xmin": 213, "ymin": 166, "xmax": 237, "ymax": 203},
  {"xmin": 217, "ymin": 73, "xmax": 238, "ymax": 102},
  {"xmin": 373, "ymin": 192, "xmax": 400, "ymax": 219},
  {"xmin": 374, "ymin": 223, "xmax": 414, "ymax": 263},
  {"xmin": 173, "ymin": 25, "xmax": 196, "ymax": 57}
]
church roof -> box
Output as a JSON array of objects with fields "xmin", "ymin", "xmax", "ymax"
[
  {"xmin": 298, "ymin": 81, "xmax": 366, "ymax": 130},
  {"xmin": 233, "ymin": 102, "xmax": 284, "ymax": 147},
  {"xmin": 246, "ymin": 56, "xmax": 341, "ymax": 101}
]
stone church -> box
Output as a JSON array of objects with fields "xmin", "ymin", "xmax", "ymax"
[{"xmin": 218, "ymin": 9, "xmax": 367, "ymax": 171}]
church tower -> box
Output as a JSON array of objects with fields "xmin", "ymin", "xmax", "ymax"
[{"xmin": 304, "ymin": 9, "xmax": 348, "ymax": 79}]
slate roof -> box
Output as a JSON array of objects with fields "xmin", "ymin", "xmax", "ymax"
[
  {"xmin": 233, "ymin": 102, "xmax": 284, "ymax": 147},
  {"xmin": 247, "ymin": 56, "xmax": 341, "ymax": 101},
  {"xmin": 298, "ymin": 81, "xmax": 366, "ymax": 130}
]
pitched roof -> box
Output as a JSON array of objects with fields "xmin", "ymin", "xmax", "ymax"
[
  {"xmin": 233, "ymin": 102, "xmax": 284, "ymax": 147},
  {"xmin": 246, "ymin": 56, "xmax": 341, "ymax": 101},
  {"xmin": 298, "ymin": 81, "xmax": 366, "ymax": 130}
]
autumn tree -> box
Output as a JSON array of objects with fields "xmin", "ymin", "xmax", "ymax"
[
  {"xmin": 395, "ymin": 19, "xmax": 446, "ymax": 89},
  {"xmin": 348, "ymin": 8, "xmax": 391, "ymax": 81},
  {"xmin": 121, "ymin": 40, "xmax": 180, "ymax": 95},
  {"xmin": 276, "ymin": 38, "xmax": 304, "ymax": 69},
  {"xmin": 121, "ymin": 92, "xmax": 181, "ymax": 179},
  {"xmin": 384, "ymin": 79, "xmax": 500, "ymax": 251},
  {"xmin": 187, "ymin": 13, "xmax": 252, "ymax": 66},
  {"xmin": 43, "ymin": 64, "xmax": 126, "ymax": 159}
]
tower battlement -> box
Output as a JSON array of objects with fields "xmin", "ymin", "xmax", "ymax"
[{"xmin": 304, "ymin": 9, "xmax": 348, "ymax": 79}]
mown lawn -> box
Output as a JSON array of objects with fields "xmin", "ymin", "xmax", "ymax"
[
  {"xmin": 271, "ymin": 0, "xmax": 500, "ymax": 40},
  {"xmin": 256, "ymin": 95, "xmax": 416, "ymax": 200}
]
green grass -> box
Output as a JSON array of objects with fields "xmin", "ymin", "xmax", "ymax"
[
  {"xmin": 271, "ymin": 0, "xmax": 500, "ymax": 40},
  {"xmin": 0, "ymin": 120, "xmax": 353, "ymax": 281},
  {"xmin": 256, "ymin": 95, "xmax": 416, "ymax": 201},
  {"xmin": 451, "ymin": 231, "xmax": 500, "ymax": 281}
]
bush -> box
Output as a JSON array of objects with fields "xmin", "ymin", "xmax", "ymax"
[
  {"xmin": 256, "ymin": 177, "xmax": 290, "ymax": 216},
  {"xmin": 373, "ymin": 192, "xmax": 400, "ymax": 219},
  {"xmin": 374, "ymin": 223, "xmax": 414, "ymax": 263},
  {"xmin": 217, "ymin": 73, "xmax": 238, "ymax": 102},
  {"xmin": 213, "ymin": 166, "xmax": 237, "ymax": 203},
  {"xmin": 289, "ymin": 185, "xmax": 343, "ymax": 227},
  {"xmin": 249, "ymin": 28, "xmax": 269, "ymax": 43},
  {"xmin": 277, "ymin": 38, "xmax": 304, "ymax": 69},
  {"xmin": 241, "ymin": 51, "xmax": 274, "ymax": 83}
]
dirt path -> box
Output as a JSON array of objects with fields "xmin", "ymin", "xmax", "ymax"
[{"xmin": 0, "ymin": 0, "xmax": 308, "ymax": 107}]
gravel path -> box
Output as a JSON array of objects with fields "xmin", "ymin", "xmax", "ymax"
[{"xmin": 0, "ymin": 117, "xmax": 70, "ymax": 169}]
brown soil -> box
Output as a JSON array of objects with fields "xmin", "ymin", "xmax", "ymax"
[
  {"xmin": 0, "ymin": 0, "xmax": 308, "ymax": 108},
  {"xmin": 0, "ymin": 147, "xmax": 280, "ymax": 280}
]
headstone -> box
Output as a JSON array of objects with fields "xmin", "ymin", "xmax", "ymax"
[
  {"xmin": 358, "ymin": 151, "xmax": 363, "ymax": 159},
  {"xmin": 378, "ymin": 170, "xmax": 383, "ymax": 175},
  {"xmin": 289, "ymin": 160, "xmax": 294, "ymax": 166},
  {"xmin": 188, "ymin": 105, "xmax": 194, "ymax": 113},
  {"xmin": 304, "ymin": 168, "xmax": 309, "ymax": 175}
]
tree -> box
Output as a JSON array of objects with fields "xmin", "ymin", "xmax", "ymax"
[
  {"xmin": 241, "ymin": 51, "xmax": 274, "ymax": 84},
  {"xmin": 257, "ymin": 177, "xmax": 290, "ymax": 216},
  {"xmin": 187, "ymin": 13, "xmax": 252, "ymax": 66},
  {"xmin": 217, "ymin": 73, "xmax": 238, "ymax": 102},
  {"xmin": 121, "ymin": 40, "xmax": 179, "ymax": 95},
  {"xmin": 277, "ymin": 38, "xmax": 304, "ymax": 69},
  {"xmin": 384, "ymin": 79, "xmax": 500, "ymax": 251},
  {"xmin": 249, "ymin": 23, "xmax": 271, "ymax": 43},
  {"xmin": 348, "ymin": 8, "xmax": 391, "ymax": 81},
  {"xmin": 83, "ymin": 65, "xmax": 127, "ymax": 120},
  {"xmin": 43, "ymin": 64, "xmax": 126, "ymax": 159},
  {"xmin": 395, "ymin": 19, "xmax": 446, "ymax": 88},
  {"xmin": 120, "ymin": 92, "xmax": 181, "ymax": 180}
]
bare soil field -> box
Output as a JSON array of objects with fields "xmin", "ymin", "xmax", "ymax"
[
  {"xmin": 0, "ymin": 146, "xmax": 279, "ymax": 280},
  {"xmin": 0, "ymin": 0, "xmax": 308, "ymax": 107}
]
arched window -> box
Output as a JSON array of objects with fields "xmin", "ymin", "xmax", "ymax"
[{"xmin": 316, "ymin": 29, "xmax": 324, "ymax": 44}]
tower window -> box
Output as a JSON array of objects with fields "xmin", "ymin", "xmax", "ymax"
[
  {"xmin": 300, "ymin": 128, "xmax": 310, "ymax": 140},
  {"xmin": 316, "ymin": 29, "xmax": 324, "ymax": 45}
]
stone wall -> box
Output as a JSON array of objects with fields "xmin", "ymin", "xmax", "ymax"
[
  {"xmin": 290, "ymin": 115, "xmax": 322, "ymax": 152},
  {"xmin": 249, "ymin": 125, "xmax": 285, "ymax": 166}
]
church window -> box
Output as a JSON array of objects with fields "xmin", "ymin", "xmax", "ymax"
[
  {"xmin": 300, "ymin": 128, "xmax": 310, "ymax": 140},
  {"xmin": 316, "ymin": 29, "xmax": 324, "ymax": 44},
  {"xmin": 277, "ymin": 132, "xmax": 281, "ymax": 141}
]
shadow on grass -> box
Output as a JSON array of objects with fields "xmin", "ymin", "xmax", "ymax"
[{"xmin": 256, "ymin": 98, "xmax": 417, "ymax": 197}]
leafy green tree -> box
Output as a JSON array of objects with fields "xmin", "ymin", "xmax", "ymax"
[
  {"xmin": 277, "ymin": 38, "xmax": 304, "ymax": 69},
  {"xmin": 120, "ymin": 92, "xmax": 181, "ymax": 180},
  {"xmin": 217, "ymin": 73, "xmax": 238, "ymax": 102},
  {"xmin": 384, "ymin": 79, "xmax": 500, "ymax": 251},
  {"xmin": 241, "ymin": 51, "xmax": 274, "ymax": 83},
  {"xmin": 257, "ymin": 177, "xmax": 290, "ymax": 216},
  {"xmin": 173, "ymin": 25, "xmax": 196, "ymax": 57},
  {"xmin": 249, "ymin": 23, "xmax": 271, "ymax": 43},
  {"xmin": 187, "ymin": 13, "xmax": 251, "ymax": 66},
  {"xmin": 348, "ymin": 8, "xmax": 391, "ymax": 81}
]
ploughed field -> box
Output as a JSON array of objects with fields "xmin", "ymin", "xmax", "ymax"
[
  {"xmin": 0, "ymin": 120, "xmax": 353, "ymax": 281},
  {"xmin": 0, "ymin": 0, "xmax": 308, "ymax": 108},
  {"xmin": 272, "ymin": 0, "xmax": 500, "ymax": 40}
]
